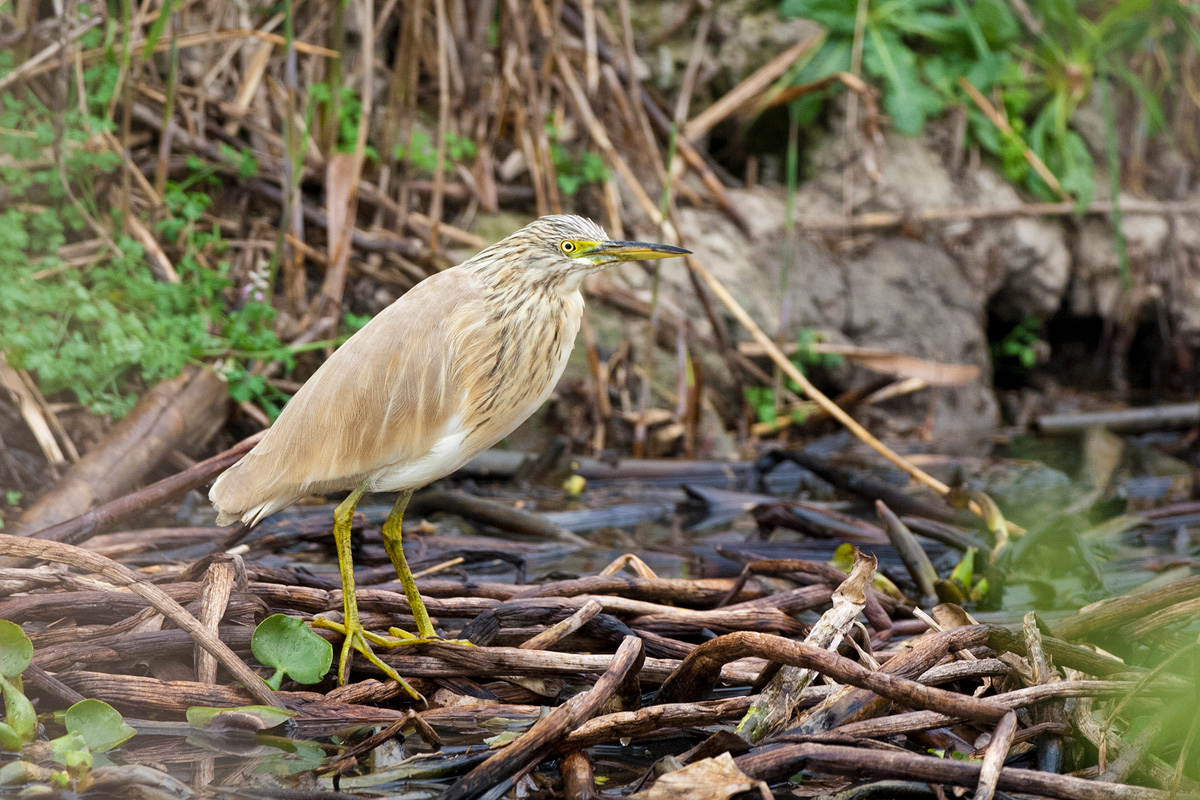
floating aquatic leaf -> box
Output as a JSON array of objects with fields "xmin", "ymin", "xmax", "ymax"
[
  {"xmin": 49, "ymin": 731, "xmax": 91, "ymax": 768},
  {"xmin": 251, "ymin": 614, "xmax": 333, "ymax": 689},
  {"xmin": 64, "ymin": 699, "xmax": 136, "ymax": 752},
  {"xmin": 187, "ymin": 704, "xmax": 296, "ymax": 732},
  {"xmin": 0, "ymin": 723, "xmax": 24, "ymax": 752}
]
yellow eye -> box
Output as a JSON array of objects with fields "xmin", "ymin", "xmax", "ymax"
[{"xmin": 560, "ymin": 241, "xmax": 576, "ymax": 254}]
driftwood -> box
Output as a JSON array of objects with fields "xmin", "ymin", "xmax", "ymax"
[
  {"xmin": 445, "ymin": 636, "xmax": 644, "ymax": 800},
  {"xmin": 738, "ymin": 551, "xmax": 876, "ymax": 742},
  {"xmin": 1036, "ymin": 403, "xmax": 1200, "ymax": 434},
  {"xmin": 738, "ymin": 743, "xmax": 1181, "ymax": 800},
  {"xmin": 14, "ymin": 366, "xmax": 229, "ymax": 534}
]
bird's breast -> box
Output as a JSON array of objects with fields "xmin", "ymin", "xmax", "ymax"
[{"xmin": 459, "ymin": 288, "xmax": 583, "ymax": 451}]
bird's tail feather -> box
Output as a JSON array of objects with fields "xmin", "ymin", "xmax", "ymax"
[{"xmin": 209, "ymin": 459, "xmax": 292, "ymax": 528}]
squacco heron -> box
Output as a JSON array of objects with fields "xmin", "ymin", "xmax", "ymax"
[{"xmin": 210, "ymin": 215, "xmax": 688, "ymax": 695}]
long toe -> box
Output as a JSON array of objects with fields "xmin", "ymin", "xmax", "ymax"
[{"xmin": 315, "ymin": 618, "xmax": 424, "ymax": 700}]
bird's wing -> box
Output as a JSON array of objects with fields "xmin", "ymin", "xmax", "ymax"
[{"xmin": 210, "ymin": 269, "xmax": 483, "ymax": 524}]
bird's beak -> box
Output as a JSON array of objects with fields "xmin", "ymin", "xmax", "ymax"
[{"xmin": 593, "ymin": 240, "xmax": 691, "ymax": 262}]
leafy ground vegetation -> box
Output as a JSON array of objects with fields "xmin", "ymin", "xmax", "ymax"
[
  {"xmin": 783, "ymin": 0, "xmax": 1199, "ymax": 205},
  {"xmin": 0, "ymin": 0, "xmax": 1193, "ymax": 423}
]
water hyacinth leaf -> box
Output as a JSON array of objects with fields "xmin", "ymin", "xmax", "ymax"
[
  {"xmin": 64, "ymin": 699, "xmax": 136, "ymax": 752},
  {"xmin": 0, "ymin": 722, "xmax": 23, "ymax": 752},
  {"xmin": 187, "ymin": 704, "xmax": 296, "ymax": 732},
  {"xmin": 0, "ymin": 621, "xmax": 32, "ymax": 678},
  {"xmin": 49, "ymin": 731, "xmax": 90, "ymax": 766},
  {"xmin": 0, "ymin": 676, "xmax": 36, "ymax": 746},
  {"xmin": 251, "ymin": 614, "xmax": 333, "ymax": 689}
]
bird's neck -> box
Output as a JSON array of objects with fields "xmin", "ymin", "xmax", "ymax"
[{"xmin": 470, "ymin": 262, "xmax": 589, "ymax": 300}]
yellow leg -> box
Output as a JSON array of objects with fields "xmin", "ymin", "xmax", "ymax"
[
  {"xmin": 381, "ymin": 489, "xmax": 437, "ymax": 640},
  {"xmin": 318, "ymin": 485, "xmax": 423, "ymax": 699}
]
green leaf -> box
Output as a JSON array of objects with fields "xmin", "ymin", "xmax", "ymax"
[
  {"xmin": 0, "ymin": 722, "xmax": 23, "ymax": 751},
  {"xmin": 186, "ymin": 704, "xmax": 296, "ymax": 731},
  {"xmin": 251, "ymin": 614, "xmax": 333, "ymax": 687},
  {"xmin": 252, "ymin": 735, "xmax": 326, "ymax": 775},
  {"xmin": 0, "ymin": 621, "xmax": 32, "ymax": 678},
  {"xmin": 49, "ymin": 731, "xmax": 91, "ymax": 767},
  {"xmin": 950, "ymin": 547, "xmax": 977, "ymax": 588},
  {"xmin": 865, "ymin": 27, "xmax": 943, "ymax": 135},
  {"xmin": 64, "ymin": 699, "xmax": 136, "ymax": 751},
  {"xmin": 971, "ymin": 0, "xmax": 1018, "ymax": 47},
  {"xmin": 0, "ymin": 676, "xmax": 36, "ymax": 746},
  {"xmin": 141, "ymin": 0, "xmax": 177, "ymax": 58}
]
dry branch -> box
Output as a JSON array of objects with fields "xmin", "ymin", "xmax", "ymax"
[
  {"xmin": 738, "ymin": 550, "xmax": 876, "ymax": 742},
  {"xmin": 739, "ymin": 742, "xmax": 1178, "ymax": 800},
  {"xmin": 22, "ymin": 431, "xmax": 263, "ymax": 548},
  {"xmin": 445, "ymin": 636, "xmax": 644, "ymax": 800},
  {"xmin": 14, "ymin": 366, "xmax": 228, "ymax": 534},
  {"xmin": 655, "ymin": 630, "xmax": 1009, "ymax": 723}
]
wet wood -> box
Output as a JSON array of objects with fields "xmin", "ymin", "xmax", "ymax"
[
  {"xmin": 21, "ymin": 432, "xmax": 263, "ymax": 548},
  {"xmin": 738, "ymin": 742, "xmax": 1176, "ymax": 800},
  {"xmin": 445, "ymin": 636, "xmax": 644, "ymax": 800},
  {"xmin": 0, "ymin": 534, "xmax": 281, "ymax": 707}
]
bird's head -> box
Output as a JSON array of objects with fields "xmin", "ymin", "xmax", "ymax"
[{"xmin": 475, "ymin": 215, "xmax": 690, "ymax": 290}]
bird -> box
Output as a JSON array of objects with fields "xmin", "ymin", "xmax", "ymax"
[{"xmin": 209, "ymin": 215, "xmax": 689, "ymax": 696}]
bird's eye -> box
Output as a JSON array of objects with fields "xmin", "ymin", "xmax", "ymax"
[{"xmin": 560, "ymin": 241, "xmax": 576, "ymax": 254}]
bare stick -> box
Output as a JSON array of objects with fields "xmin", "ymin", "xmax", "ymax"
[
  {"xmin": 973, "ymin": 711, "xmax": 1018, "ymax": 800},
  {"xmin": 739, "ymin": 742, "xmax": 1173, "ymax": 800},
  {"xmin": 655, "ymin": 630, "xmax": 1009, "ymax": 723}
]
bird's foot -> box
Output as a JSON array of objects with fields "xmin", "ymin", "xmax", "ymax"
[
  {"xmin": 311, "ymin": 618, "xmax": 423, "ymax": 700},
  {"xmin": 385, "ymin": 627, "xmax": 474, "ymax": 647}
]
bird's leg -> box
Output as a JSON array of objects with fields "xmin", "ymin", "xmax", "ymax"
[
  {"xmin": 381, "ymin": 488, "xmax": 438, "ymax": 640},
  {"xmin": 319, "ymin": 485, "xmax": 421, "ymax": 698}
]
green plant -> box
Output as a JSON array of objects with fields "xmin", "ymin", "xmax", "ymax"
[
  {"xmin": 393, "ymin": 129, "xmax": 477, "ymax": 173},
  {"xmin": 0, "ymin": 71, "xmax": 293, "ymax": 418},
  {"xmin": 0, "ymin": 622, "xmax": 136, "ymax": 791},
  {"xmin": 745, "ymin": 329, "xmax": 845, "ymax": 426},
  {"xmin": 937, "ymin": 546, "xmax": 990, "ymax": 603},
  {"xmin": 782, "ymin": 0, "xmax": 1016, "ymax": 135},
  {"xmin": 0, "ymin": 621, "xmax": 36, "ymax": 751},
  {"xmin": 310, "ymin": 82, "xmax": 378, "ymax": 161},
  {"xmin": 186, "ymin": 704, "xmax": 295, "ymax": 731},
  {"xmin": 546, "ymin": 120, "xmax": 608, "ymax": 196},
  {"xmin": 991, "ymin": 316, "xmax": 1044, "ymax": 370},
  {"xmin": 250, "ymin": 614, "xmax": 334, "ymax": 690}
]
